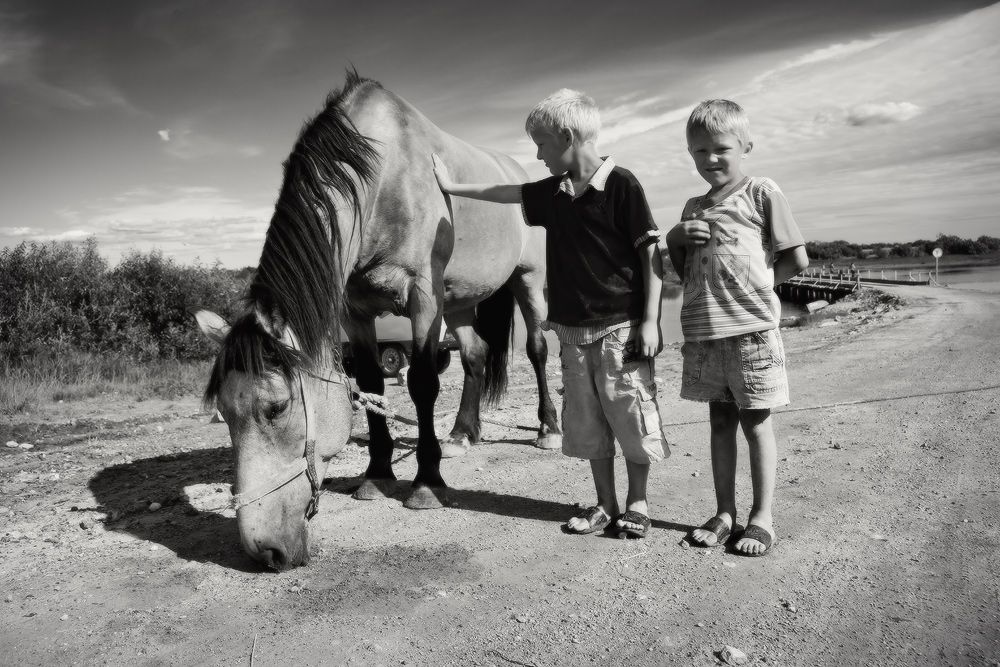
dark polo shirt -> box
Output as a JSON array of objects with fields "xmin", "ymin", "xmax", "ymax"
[{"xmin": 521, "ymin": 162, "xmax": 659, "ymax": 328}]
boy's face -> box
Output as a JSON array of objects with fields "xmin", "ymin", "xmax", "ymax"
[
  {"xmin": 529, "ymin": 128, "xmax": 573, "ymax": 176},
  {"xmin": 687, "ymin": 129, "xmax": 752, "ymax": 191}
]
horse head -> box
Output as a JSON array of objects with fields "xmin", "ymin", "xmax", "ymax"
[{"xmin": 196, "ymin": 309, "xmax": 354, "ymax": 570}]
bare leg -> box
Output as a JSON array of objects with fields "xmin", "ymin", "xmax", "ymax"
[
  {"xmin": 735, "ymin": 408, "xmax": 777, "ymax": 555},
  {"xmin": 565, "ymin": 458, "xmax": 619, "ymax": 532},
  {"xmin": 690, "ymin": 401, "xmax": 740, "ymax": 546},
  {"xmin": 614, "ymin": 459, "xmax": 651, "ymax": 532}
]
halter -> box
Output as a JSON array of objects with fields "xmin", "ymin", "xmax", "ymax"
[{"xmin": 229, "ymin": 366, "xmax": 353, "ymax": 519}]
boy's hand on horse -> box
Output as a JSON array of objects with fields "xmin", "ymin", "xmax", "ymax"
[{"xmin": 432, "ymin": 153, "xmax": 453, "ymax": 193}]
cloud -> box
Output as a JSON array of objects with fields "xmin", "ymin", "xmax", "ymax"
[
  {"xmin": 158, "ymin": 129, "xmax": 170, "ymax": 141},
  {"xmin": 18, "ymin": 186, "xmax": 273, "ymax": 267},
  {"xmin": 747, "ymin": 34, "xmax": 896, "ymax": 90},
  {"xmin": 0, "ymin": 15, "xmax": 143, "ymax": 115},
  {"xmin": 0, "ymin": 225, "xmax": 41, "ymax": 236},
  {"xmin": 846, "ymin": 102, "xmax": 922, "ymax": 126}
]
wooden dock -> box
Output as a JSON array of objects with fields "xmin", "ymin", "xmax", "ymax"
[{"xmin": 776, "ymin": 275, "xmax": 859, "ymax": 304}]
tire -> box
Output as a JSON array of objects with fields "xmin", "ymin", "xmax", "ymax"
[
  {"xmin": 436, "ymin": 350, "xmax": 451, "ymax": 374},
  {"xmin": 379, "ymin": 344, "xmax": 407, "ymax": 378}
]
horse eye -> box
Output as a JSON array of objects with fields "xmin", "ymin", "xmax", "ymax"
[{"xmin": 264, "ymin": 399, "xmax": 289, "ymax": 423}]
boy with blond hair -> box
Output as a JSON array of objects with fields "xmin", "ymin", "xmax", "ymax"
[
  {"xmin": 433, "ymin": 89, "xmax": 668, "ymax": 538},
  {"xmin": 666, "ymin": 99, "xmax": 809, "ymax": 556}
]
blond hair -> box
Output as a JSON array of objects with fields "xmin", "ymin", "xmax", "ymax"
[
  {"xmin": 525, "ymin": 89, "xmax": 601, "ymax": 143},
  {"xmin": 686, "ymin": 99, "xmax": 750, "ymax": 144}
]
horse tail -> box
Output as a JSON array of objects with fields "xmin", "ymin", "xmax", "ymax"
[{"xmin": 474, "ymin": 283, "xmax": 515, "ymax": 406}]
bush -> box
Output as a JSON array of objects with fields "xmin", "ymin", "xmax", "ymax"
[{"xmin": 0, "ymin": 240, "xmax": 249, "ymax": 363}]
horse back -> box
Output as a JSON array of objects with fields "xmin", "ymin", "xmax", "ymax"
[{"xmin": 341, "ymin": 86, "xmax": 533, "ymax": 316}]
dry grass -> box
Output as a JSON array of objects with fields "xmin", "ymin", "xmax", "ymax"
[{"xmin": 0, "ymin": 353, "xmax": 211, "ymax": 416}]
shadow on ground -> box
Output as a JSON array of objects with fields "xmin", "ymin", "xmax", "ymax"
[{"xmin": 88, "ymin": 447, "xmax": 259, "ymax": 572}]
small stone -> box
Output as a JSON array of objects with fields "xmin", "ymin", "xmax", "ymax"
[
  {"xmin": 695, "ymin": 622, "xmax": 705, "ymax": 628},
  {"xmin": 720, "ymin": 645, "xmax": 748, "ymax": 665},
  {"xmin": 4, "ymin": 441, "xmax": 18, "ymax": 449},
  {"xmin": 18, "ymin": 443, "xmax": 33, "ymax": 450},
  {"xmin": 156, "ymin": 426, "xmax": 164, "ymax": 433},
  {"xmin": 692, "ymin": 471, "xmax": 700, "ymax": 477},
  {"xmin": 515, "ymin": 615, "xmax": 528, "ymax": 623},
  {"xmin": 79, "ymin": 520, "xmax": 93, "ymax": 530},
  {"xmin": 48, "ymin": 473, "xmax": 60, "ymax": 481},
  {"xmin": 60, "ymin": 614, "xmax": 69, "ymax": 621},
  {"xmin": 832, "ymin": 443, "xmax": 842, "ymax": 450},
  {"xmin": 148, "ymin": 502, "xmax": 162, "ymax": 512},
  {"xmin": 4, "ymin": 594, "xmax": 11, "ymax": 603},
  {"xmin": 289, "ymin": 585, "xmax": 301, "ymax": 593}
]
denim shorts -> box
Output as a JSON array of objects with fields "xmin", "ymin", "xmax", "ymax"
[
  {"xmin": 679, "ymin": 328, "xmax": 789, "ymax": 409},
  {"xmin": 559, "ymin": 326, "xmax": 669, "ymax": 464}
]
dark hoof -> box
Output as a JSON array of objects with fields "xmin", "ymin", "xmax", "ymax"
[
  {"xmin": 353, "ymin": 478, "xmax": 396, "ymax": 501},
  {"xmin": 403, "ymin": 484, "xmax": 447, "ymax": 510}
]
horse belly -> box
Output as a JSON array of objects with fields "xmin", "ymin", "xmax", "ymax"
[{"xmin": 441, "ymin": 200, "xmax": 522, "ymax": 309}]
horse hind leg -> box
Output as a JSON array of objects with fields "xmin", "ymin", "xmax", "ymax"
[
  {"xmin": 440, "ymin": 307, "xmax": 485, "ymax": 458},
  {"xmin": 342, "ymin": 318, "xmax": 397, "ymax": 501},
  {"xmin": 510, "ymin": 269, "xmax": 563, "ymax": 451}
]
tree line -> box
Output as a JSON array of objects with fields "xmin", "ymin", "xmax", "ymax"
[
  {"xmin": 805, "ymin": 234, "xmax": 1000, "ymax": 261},
  {"xmin": 0, "ymin": 239, "xmax": 249, "ymax": 363}
]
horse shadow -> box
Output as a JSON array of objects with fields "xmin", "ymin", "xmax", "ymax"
[{"xmin": 87, "ymin": 447, "xmax": 260, "ymax": 572}]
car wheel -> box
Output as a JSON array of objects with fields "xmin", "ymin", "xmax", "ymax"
[{"xmin": 379, "ymin": 344, "xmax": 406, "ymax": 378}]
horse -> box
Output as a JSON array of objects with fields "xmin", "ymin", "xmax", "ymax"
[{"xmin": 195, "ymin": 71, "xmax": 561, "ymax": 570}]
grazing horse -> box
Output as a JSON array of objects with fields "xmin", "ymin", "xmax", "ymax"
[{"xmin": 195, "ymin": 72, "xmax": 561, "ymax": 569}]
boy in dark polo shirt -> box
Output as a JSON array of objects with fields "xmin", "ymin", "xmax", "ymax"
[{"xmin": 432, "ymin": 89, "xmax": 669, "ymax": 539}]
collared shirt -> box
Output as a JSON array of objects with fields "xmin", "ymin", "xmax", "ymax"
[{"xmin": 521, "ymin": 157, "xmax": 660, "ymax": 343}]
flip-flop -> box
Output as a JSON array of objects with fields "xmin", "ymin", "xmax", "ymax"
[
  {"xmin": 563, "ymin": 506, "xmax": 612, "ymax": 535},
  {"xmin": 689, "ymin": 516, "xmax": 732, "ymax": 548},
  {"xmin": 610, "ymin": 510, "xmax": 651, "ymax": 539},
  {"xmin": 736, "ymin": 524, "xmax": 774, "ymax": 557}
]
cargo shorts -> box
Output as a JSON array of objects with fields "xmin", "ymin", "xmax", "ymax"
[
  {"xmin": 559, "ymin": 326, "xmax": 669, "ymax": 464},
  {"xmin": 680, "ymin": 328, "xmax": 789, "ymax": 409}
]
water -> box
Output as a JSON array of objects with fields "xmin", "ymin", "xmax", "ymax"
[{"xmin": 935, "ymin": 264, "xmax": 1000, "ymax": 294}]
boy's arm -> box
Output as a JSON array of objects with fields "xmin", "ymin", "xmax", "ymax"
[
  {"xmin": 637, "ymin": 240, "xmax": 664, "ymax": 359},
  {"xmin": 773, "ymin": 245, "xmax": 809, "ymax": 284},
  {"xmin": 432, "ymin": 154, "xmax": 522, "ymax": 204}
]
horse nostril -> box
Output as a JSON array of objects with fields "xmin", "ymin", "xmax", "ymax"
[{"xmin": 259, "ymin": 547, "xmax": 289, "ymax": 571}]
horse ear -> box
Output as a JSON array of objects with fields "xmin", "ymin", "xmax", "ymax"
[{"xmin": 194, "ymin": 310, "xmax": 230, "ymax": 345}]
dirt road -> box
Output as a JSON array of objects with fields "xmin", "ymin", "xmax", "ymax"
[{"xmin": 2, "ymin": 284, "xmax": 998, "ymax": 666}]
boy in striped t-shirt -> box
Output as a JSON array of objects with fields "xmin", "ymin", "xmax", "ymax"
[{"xmin": 665, "ymin": 99, "xmax": 809, "ymax": 556}]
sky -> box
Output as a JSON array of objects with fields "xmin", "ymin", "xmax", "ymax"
[{"xmin": 1, "ymin": 0, "xmax": 998, "ymax": 268}]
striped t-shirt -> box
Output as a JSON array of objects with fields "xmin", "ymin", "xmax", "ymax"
[{"xmin": 679, "ymin": 176, "xmax": 805, "ymax": 342}]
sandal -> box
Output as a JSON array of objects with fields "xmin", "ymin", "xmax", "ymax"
[
  {"xmin": 689, "ymin": 516, "xmax": 732, "ymax": 548},
  {"xmin": 735, "ymin": 524, "xmax": 774, "ymax": 557},
  {"xmin": 563, "ymin": 506, "xmax": 612, "ymax": 535},
  {"xmin": 609, "ymin": 510, "xmax": 651, "ymax": 539}
]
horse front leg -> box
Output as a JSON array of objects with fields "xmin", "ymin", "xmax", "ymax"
[
  {"xmin": 404, "ymin": 281, "xmax": 448, "ymax": 509},
  {"xmin": 511, "ymin": 270, "xmax": 563, "ymax": 450},
  {"xmin": 440, "ymin": 308, "xmax": 485, "ymax": 458},
  {"xmin": 343, "ymin": 319, "xmax": 397, "ymax": 500}
]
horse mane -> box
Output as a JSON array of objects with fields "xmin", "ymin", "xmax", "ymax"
[{"xmin": 204, "ymin": 70, "xmax": 381, "ymax": 407}]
